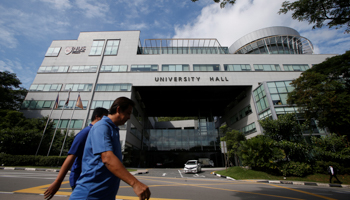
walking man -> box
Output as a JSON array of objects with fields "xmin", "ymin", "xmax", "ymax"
[
  {"xmin": 44, "ymin": 107, "xmax": 109, "ymax": 199},
  {"xmin": 69, "ymin": 97, "xmax": 150, "ymax": 200},
  {"xmin": 328, "ymin": 165, "xmax": 342, "ymax": 184}
]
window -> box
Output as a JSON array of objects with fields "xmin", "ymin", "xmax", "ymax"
[
  {"xmin": 29, "ymin": 84, "xmax": 62, "ymax": 92},
  {"xmin": 104, "ymin": 40, "xmax": 120, "ymax": 55},
  {"xmin": 130, "ymin": 65, "xmax": 158, "ymax": 72},
  {"xmin": 162, "ymin": 64, "xmax": 189, "ymax": 71},
  {"xmin": 283, "ymin": 64, "xmax": 310, "ymax": 71},
  {"xmin": 69, "ymin": 66, "xmax": 97, "ymax": 72},
  {"xmin": 45, "ymin": 47, "xmax": 61, "ymax": 56},
  {"xmin": 224, "ymin": 64, "xmax": 251, "ymax": 71},
  {"xmin": 240, "ymin": 122, "xmax": 256, "ymax": 135},
  {"xmin": 229, "ymin": 105, "xmax": 252, "ymax": 125},
  {"xmin": 21, "ymin": 100, "xmax": 54, "ymax": 109},
  {"xmin": 101, "ymin": 65, "xmax": 128, "ymax": 72},
  {"xmin": 95, "ymin": 83, "xmax": 132, "ymax": 91},
  {"xmin": 89, "ymin": 40, "xmax": 104, "ymax": 55},
  {"xmin": 193, "ymin": 64, "xmax": 220, "ymax": 71},
  {"xmin": 267, "ymin": 81, "xmax": 294, "ymax": 105},
  {"xmin": 90, "ymin": 100, "xmax": 114, "ymax": 109},
  {"xmin": 259, "ymin": 109, "xmax": 272, "ymax": 120},
  {"xmin": 64, "ymin": 84, "xmax": 93, "ymax": 92},
  {"xmin": 38, "ymin": 66, "xmax": 69, "ymax": 73},
  {"xmin": 58, "ymin": 100, "xmax": 88, "ymax": 109},
  {"xmin": 253, "ymin": 84, "xmax": 269, "ymax": 113},
  {"xmin": 253, "ymin": 64, "xmax": 281, "ymax": 71},
  {"xmin": 53, "ymin": 119, "xmax": 84, "ymax": 129}
]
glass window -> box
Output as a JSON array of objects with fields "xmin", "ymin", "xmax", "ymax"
[
  {"xmin": 104, "ymin": 40, "xmax": 120, "ymax": 55},
  {"xmin": 224, "ymin": 64, "xmax": 251, "ymax": 71},
  {"xmin": 90, "ymin": 40, "xmax": 104, "ymax": 55},
  {"xmin": 101, "ymin": 65, "xmax": 128, "ymax": 72},
  {"xmin": 193, "ymin": 64, "xmax": 220, "ymax": 71},
  {"xmin": 21, "ymin": 101, "xmax": 30, "ymax": 109},
  {"xmin": 45, "ymin": 47, "xmax": 61, "ymax": 56},
  {"xmin": 254, "ymin": 64, "xmax": 281, "ymax": 71},
  {"xmin": 283, "ymin": 64, "xmax": 309, "ymax": 71},
  {"xmin": 131, "ymin": 65, "xmax": 158, "ymax": 72},
  {"xmin": 64, "ymin": 84, "xmax": 93, "ymax": 92},
  {"xmin": 162, "ymin": 64, "xmax": 189, "ymax": 71}
]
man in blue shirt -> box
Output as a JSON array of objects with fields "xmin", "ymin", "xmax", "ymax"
[
  {"xmin": 69, "ymin": 97, "xmax": 150, "ymax": 200},
  {"xmin": 44, "ymin": 107, "xmax": 108, "ymax": 200}
]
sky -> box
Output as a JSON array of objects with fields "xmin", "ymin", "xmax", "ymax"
[{"xmin": 1, "ymin": 0, "xmax": 349, "ymax": 89}]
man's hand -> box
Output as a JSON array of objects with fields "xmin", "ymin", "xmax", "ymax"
[
  {"xmin": 44, "ymin": 181, "xmax": 61, "ymax": 199},
  {"xmin": 132, "ymin": 180, "xmax": 151, "ymax": 200}
]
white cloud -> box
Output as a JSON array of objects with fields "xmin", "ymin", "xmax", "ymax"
[
  {"xmin": 0, "ymin": 27, "xmax": 18, "ymax": 49},
  {"xmin": 75, "ymin": 0, "xmax": 109, "ymax": 18},
  {"xmin": 38, "ymin": 0, "xmax": 72, "ymax": 10},
  {"xmin": 174, "ymin": 0, "xmax": 349, "ymax": 54}
]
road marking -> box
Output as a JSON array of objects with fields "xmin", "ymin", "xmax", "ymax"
[
  {"xmin": 178, "ymin": 170, "xmax": 183, "ymax": 178},
  {"xmin": 267, "ymin": 183, "xmax": 337, "ymax": 200},
  {"xmin": 162, "ymin": 173, "xmax": 166, "ymax": 176}
]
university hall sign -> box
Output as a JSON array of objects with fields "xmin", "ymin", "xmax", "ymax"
[{"xmin": 155, "ymin": 76, "xmax": 229, "ymax": 82}]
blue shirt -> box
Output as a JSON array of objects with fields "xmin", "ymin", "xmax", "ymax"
[
  {"xmin": 67, "ymin": 124, "xmax": 93, "ymax": 188},
  {"xmin": 69, "ymin": 116, "xmax": 122, "ymax": 200}
]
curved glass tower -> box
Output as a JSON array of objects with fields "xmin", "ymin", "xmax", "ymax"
[{"xmin": 229, "ymin": 26, "xmax": 313, "ymax": 55}]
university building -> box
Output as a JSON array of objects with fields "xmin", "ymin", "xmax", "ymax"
[{"xmin": 21, "ymin": 26, "xmax": 334, "ymax": 167}]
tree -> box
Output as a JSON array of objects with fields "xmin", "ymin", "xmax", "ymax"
[
  {"xmin": 288, "ymin": 51, "xmax": 350, "ymax": 138},
  {"xmin": 191, "ymin": 0, "xmax": 236, "ymax": 8},
  {"xmin": 0, "ymin": 71, "xmax": 28, "ymax": 110},
  {"xmin": 0, "ymin": 110, "xmax": 74, "ymax": 155},
  {"xmin": 238, "ymin": 135, "xmax": 285, "ymax": 170},
  {"xmin": 259, "ymin": 113, "xmax": 311, "ymax": 163},
  {"xmin": 279, "ymin": 0, "xmax": 350, "ymax": 33},
  {"xmin": 220, "ymin": 125, "xmax": 246, "ymax": 166}
]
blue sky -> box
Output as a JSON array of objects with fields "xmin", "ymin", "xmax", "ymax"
[{"xmin": 1, "ymin": 0, "xmax": 349, "ymax": 89}]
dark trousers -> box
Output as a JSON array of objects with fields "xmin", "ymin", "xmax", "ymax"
[{"xmin": 329, "ymin": 174, "xmax": 341, "ymax": 183}]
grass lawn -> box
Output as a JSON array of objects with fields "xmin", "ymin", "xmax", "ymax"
[
  {"xmin": 2, "ymin": 166, "xmax": 137, "ymax": 172},
  {"xmin": 215, "ymin": 167, "xmax": 349, "ymax": 185}
]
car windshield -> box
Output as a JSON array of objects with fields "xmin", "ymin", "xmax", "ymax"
[{"xmin": 186, "ymin": 161, "xmax": 196, "ymax": 165}]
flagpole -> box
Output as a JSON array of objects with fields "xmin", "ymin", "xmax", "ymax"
[
  {"xmin": 47, "ymin": 103, "xmax": 65, "ymax": 156},
  {"xmin": 35, "ymin": 93, "xmax": 59, "ymax": 156},
  {"xmin": 47, "ymin": 89, "xmax": 70, "ymax": 156},
  {"xmin": 60, "ymin": 99, "xmax": 76, "ymax": 156}
]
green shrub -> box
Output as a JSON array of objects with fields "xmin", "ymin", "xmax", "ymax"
[
  {"xmin": 279, "ymin": 161, "xmax": 312, "ymax": 177},
  {"xmin": 314, "ymin": 160, "xmax": 350, "ymax": 175},
  {"xmin": 0, "ymin": 153, "xmax": 66, "ymax": 167}
]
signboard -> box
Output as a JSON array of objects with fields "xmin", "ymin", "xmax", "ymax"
[
  {"xmin": 220, "ymin": 141, "xmax": 227, "ymax": 154},
  {"xmin": 65, "ymin": 46, "xmax": 86, "ymax": 55}
]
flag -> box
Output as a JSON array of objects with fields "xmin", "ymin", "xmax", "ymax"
[
  {"xmin": 65, "ymin": 90, "xmax": 71, "ymax": 106},
  {"xmin": 76, "ymin": 94, "xmax": 83, "ymax": 109},
  {"xmin": 54, "ymin": 94, "xmax": 59, "ymax": 109}
]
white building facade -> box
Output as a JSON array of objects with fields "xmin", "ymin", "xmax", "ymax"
[{"xmin": 22, "ymin": 27, "xmax": 334, "ymax": 167}]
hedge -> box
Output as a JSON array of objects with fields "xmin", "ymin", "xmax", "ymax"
[{"xmin": 0, "ymin": 153, "xmax": 67, "ymax": 167}]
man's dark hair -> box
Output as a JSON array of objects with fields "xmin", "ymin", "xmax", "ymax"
[
  {"xmin": 109, "ymin": 97, "xmax": 135, "ymax": 115},
  {"xmin": 91, "ymin": 107, "xmax": 109, "ymax": 121}
]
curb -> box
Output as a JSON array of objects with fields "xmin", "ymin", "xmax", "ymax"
[
  {"xmin": 211, "ymin": 173, "xmax": 349, "ymax": 188},
  {"xmin": 0, "ymin": 167, "xmax": 149, "ymax": 175},
  {"xmin": 0, "ymin": 167, "xmax": 60, "ymax": 172},
  {"xmin": 212, "ymin": 172, "xmax": 235, "ymax": 181},
  {"xmin": 251, "ymin": 180, "xmax": 349, "ymax": 188},
  {"xmin": 131, "ymin": 170, "xmax": 149, "ymax": 175}
]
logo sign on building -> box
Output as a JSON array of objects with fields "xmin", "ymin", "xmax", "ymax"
[{"xmin": 65, "ymin": 46, "xmax": 86, "ymax": 55}]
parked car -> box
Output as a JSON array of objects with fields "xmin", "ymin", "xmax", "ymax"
[{"xmin": 184, "ymin": 160, "xmax": 201, "ymax": 173}]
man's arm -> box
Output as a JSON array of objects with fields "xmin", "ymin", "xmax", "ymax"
[
  {"xmin": 44, "ymin": 154, "xmax": 76, "ymax": 200},
  {"xmin": 101, "ymin": 151, "xmax": 151, "ymax": 200}
]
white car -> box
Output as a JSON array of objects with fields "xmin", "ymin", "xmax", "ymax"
[{"xmin": 184, "ymin": 160, "xmax": 201, "ymax": 173}]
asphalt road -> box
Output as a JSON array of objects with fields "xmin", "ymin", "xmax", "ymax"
[{"xmin": 0, "ymin": 168, "xmax": 349, "ymax": 200}]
